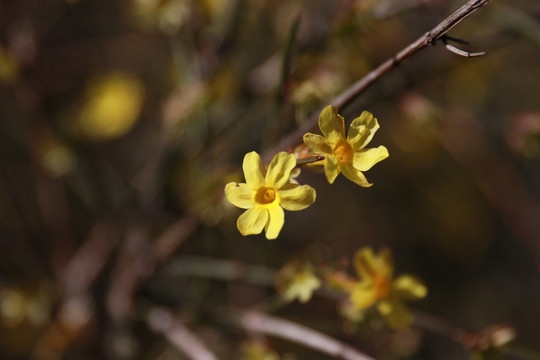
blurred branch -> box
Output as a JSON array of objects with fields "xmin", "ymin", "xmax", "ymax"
[
  {"xmin": 61, "ymin": 221, "xmax": 122, "ymax": 298},
  {"xmin": 263, "ymin": 0, "xmax": 494, "ymax": 162},
  {"xmin": 33, "ymin": 221, "xmax": 122, "ymax": 360},
  {"xmin": 106, "ymin": 216, "xmax": 198, "ymax": 320},
  {"xmin": 151, "ymin": 215, "xmax": 199, "ymax": 264},
  {"xmin": 436, "ymin": 114, "xmax": 540, "ymax": 272},
  {"xmin": 263, "ymin": 14, "xmax": 302, "ymax": 150},
  {"xmin": 163, "ymin": 255, "xmax": 276, "ymax": 286},
  {"xmin": 491, "ymin": 5, "xmax": 540, "ymax": 46},
  {"xmin": 148, "ymin": 307, "xmax": 219, "ymax": 360},
  {"xmin": 230, "ymin": 309, "xmax": 376, "ymax": 360},
  {"xmin": 278, "ymin": 13, "xmax": 301, "ymax": 103},
  {"xmin": 413, "ymin": 311, "xmax": 540, "ymax": 360}
]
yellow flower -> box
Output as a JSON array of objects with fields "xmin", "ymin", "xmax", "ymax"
[
  {"xmin": 276, "ymin": 261, "xmax": 321, "ymax": 303},
  {"xmin": 303, "ymin": 105, "xmax": 389, "ymax": 187},
  {"xmin": 225, "ymin": 151, "xmax": 316, "ymax": 239},
  {"xmin": 240, "ymin": 341, "xmax": 280, "ymax": 360},
  {"xmin": 346, "ymin": 247, "xmax": 427, "ymax": 329},
  {"xmin": 75, "ymin": 72, "xmax": 144, "ymax": 141}
]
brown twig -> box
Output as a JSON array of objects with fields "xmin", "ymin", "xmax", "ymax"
[
  {"xmin": 263, "ymin": 0, "xmax": 493, "ymax": 162},
  {"xmin": 436, "ymin": 113, "xmax": 540, "ymax": 273},
  {"xmin": 233, "ymin": 309, "xmax": 376, "ymax": 360},
  {"xmin": 148, "ymin": 307, "xmax": 219, "ymax": 360},
  {"xmin": 32, "ymin": 221, "xmax": 122, "ymax": 360},
  {"xmin": 413, "ymin": 311, "xmax": 540, "ymax": 360},
  {"xmin": 106, "ymin": 215, "xmax": 199, "ymax": 321},
  {"xmin": 151, "ymin": 215, "xmax": 199, "ymax": 264}
]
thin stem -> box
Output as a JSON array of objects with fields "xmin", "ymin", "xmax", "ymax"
[
  {"xmin": 162, "ymin": 255, "xmax": 276, "ymax": 286},
  {"xmin": 148, "ymin": 307, "xmax": 219, "ymax": 360},
  {"xmin": 263, "ymin": 0, "xmax": 493, "ymax": 162},
  {"xmin": 230, "ymin": 309, "xmax": 376, "ymax": 360},
  {"xmin": 296, "ymin": 155, "xmax": 325, "ymax": 166}
]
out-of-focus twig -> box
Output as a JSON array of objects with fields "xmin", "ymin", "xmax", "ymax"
[
  {"xmin": 263, "ymin": 0, "xmax": 493, "ymax": 162},
  {"xmin": 147, "ymin": 307, "xmax": 219, "ymax": 360},
  {"xmin": 106, "ymin": 215, "xmax": 198, "ymax": 320},
  {"xmin": 163, "ymin": 255, "xmax": 276, "ymax": 286},
  {"xmin": 151, "ymin": 215, "xmax": 199, "ymax": 264},
  {"xmin": 230, "ymin": 309, "xmax": 376, "ymax": 360},
  {"xmin": 436, "ymin": 114, "xmax": 540, "ymax": 272},
  {"xmin": 490, "ymin": 5, "xmax": 540, "ymax": 47},
  {"xmin": 263, "ymin": 14, "xmax": 302, "ymax": 150},
  {"xmin": 414, "ymin": 311, "xmax": 540, "ymax": 360},
  {"xmin": 33, "ymin": 221, "xmax": 121, "ymax": 360},
  {"xmin": 278, "ymin": 13, "xmax": 301, "ymax": 103}
]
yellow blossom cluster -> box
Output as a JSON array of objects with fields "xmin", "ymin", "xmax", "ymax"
[
  {"xmin": 273, "ymin": 247, "xmax": 427, "ymax": 329},
  {"xmin": 224, "ymin": 105, "xmax": 388, "ymax": 239},
  {"xmin": 329, "ymin": 247, "xmax": 427, "ymax": 329}
]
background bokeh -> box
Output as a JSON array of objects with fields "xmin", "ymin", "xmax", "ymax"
[{"xmin": 1, "ymin": 0, "xmax": 540, "ymax": 359}]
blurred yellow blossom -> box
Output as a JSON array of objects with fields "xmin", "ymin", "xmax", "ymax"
[
  {"xmin": 39, "ymin": 139, "xmax": 77, "ymax": 177},
  {"xmin": 131, "ymin": 0, "xmax": 191, "ymax": 35},
  {"xmin": 329, "ymin": 247, "xmax": 426, "ymax": 329},
  {"xmin": 303, "ymin": 105, "xmax": 388, "ymax": 187},
  {"xmin": 276, "ymin": 261, "xmax": 321, "ymax": 303},
  {"xmin": 240, "ymin": 341, "xmax": 280, "ymax": 360},
  {"xmin": 225, "ymin": 151, "xmax": 316, "ymax": 239},
  {"xmin": 75, "ymin": 72, "xmax": 144, "ymax": 141},
  {"xmin": 0, "ymin": 45, "xmax": 19, "ymax": 84},
  {"xmin": 0, "ymin": 289, "xmax": 50, "ymax": 328}
]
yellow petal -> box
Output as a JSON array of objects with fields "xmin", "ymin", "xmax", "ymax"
[
  {"xmin": 392, "ymin": 275, "xmax": 427, "ymax": 300},
  {"xmin": 341, "ymin": 165, "xmax": 372, "ymax": 187},
  {"xmin": 243, "ymin": 152, "xmax": 266, "ymax": 190},
  {"xmin": 354, "ymin": 247, "xmax": 376, "ymax": 280},
  {"xmin": 350, "ymin": 282, "xmax": 377, "ymax": 310},
  {"xmin": 340, "ymin": 300, "xmax": 366, "ymax": 323},
  {"xmin": 265, "ymin": 152, "xmax": 296, "ymax": 189},
  {"xmin": 324, "ymin": 156, "xmax": 340, "ymax": 184},
  {"xmin": 237, "ymin": 206, "xmax": 268, "ymax": 236},
  {"xmin": 377, "ymin": 299, "xmax": 413, "ymax": 329},
  {"xmin": 264, "ymin": 205, "xmax": 284, "ymax": 239},
  {"xmin": 282, "ymin": 269, "xmax": 321, "ymax": 303},
  {"xmin": 278, "ymin": 184, "xmax": 316, "ymax": 211},
  {"xmin": 347, "ymin": 111, "xmax": 380, "ymax": 149},
  {"xmin": 352, "ymin": 146, "xmax": 389, "ymax": 171},
  {"xmin": 303, "ymin": 133, "xmax": 333, "ymax": 155},
  {"xmin": 225, "ymin": 183, "xmax": 254, "ymax": 209},
  {"xmin": 354, "ymin": 247, "xmax": 393, "ymax": 281},
  {"xmin": 318, "ymin": 105, "xmax": 345, "ymax": 141}
]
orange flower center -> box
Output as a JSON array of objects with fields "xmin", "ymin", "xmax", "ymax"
[
  {"xmin": 373, "ymin": 275, "xmax": 391, "ymax": 300},
  {"xmin": 334, "ymin": 141, "xmax": 353, "ymax": 164},
  {"xmin": 255, "ymin": 187, "xmax": 276, "ymax": 204}
]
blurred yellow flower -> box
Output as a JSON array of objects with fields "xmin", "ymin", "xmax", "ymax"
[
  {"xmin": 75, "ymin": 73, "xmax": 144, "ymax": 141},
  {"xmin": 131, "ymin": 0, "xmax": 190, "ymax": 35},
  {"xmin": 0, "ymin": 286, "xmax": 51, "ymax": 328},
  {"xmin": 225, "ymin": 152, "xmax": 316, "ymax": 239},
  {"xmin": 276, "ymin": 261, "xmax": 321, "ymax": 303},
  {"xmin": 331, "ymin": 247, "xmax": 427, "ymax": 329},
  {"xmin": 0, "ymin": 45, "xmax": 19, "ymax": 84},
  {"xmin": 38, "ymin": 137, "xmax": 77, "ymax": 177},
  {"xmin": 303, "ymin": 105, "xmax": 389, "ymax": 187},
  {"xmin": 240, "ymin": 341, "xmax": 280, "ymax": 360}
]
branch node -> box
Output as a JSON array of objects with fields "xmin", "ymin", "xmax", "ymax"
[{"xmin": 425, "ymin": 31, "xmax": 436, "ymax": 45}]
